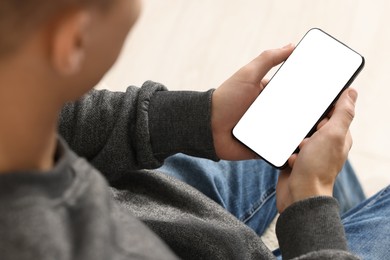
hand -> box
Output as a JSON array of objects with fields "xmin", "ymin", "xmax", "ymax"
[
  {"xmin": 276, "ymin": 88, "xmax": 358, "ymax": 213},
  {"xmin": 211, "ymin": 44, "xmax": 294, "ymax": 160}
]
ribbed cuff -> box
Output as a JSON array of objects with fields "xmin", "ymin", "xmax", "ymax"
[
  {"xmin": 135, "ymin": 81, "xmax": 168, "ymax": 168},
  {"xmin": 276, "ymin": 196, "xmax": 348, "ymax": 259},
  {"xmin": 148, "ymin": 88, "xmax": 218, "ymax": 162}
]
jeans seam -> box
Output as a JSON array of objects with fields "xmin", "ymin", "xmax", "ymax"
[
  {"xmin": 241, "ymin": 189, "xmax": 276, "ymax": 224},
  {"xmin": 342, "ymin": 185, "xmax": 390, "ymax": 223},
  {"xmin": 366, "ymin": 185, "xmax": 390, "ymax": 207}
]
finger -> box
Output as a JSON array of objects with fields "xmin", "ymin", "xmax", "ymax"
[
  {"xmin": 328, "ymin": 88, "xmax": 358, "ymax": 135},
  {"xmin": 299, "ymin": 138, "xmax": 309, "ymax": 149},
  {"xmin": 244, "ymin": 44, "xmax": 295, "ymax": 83},
  {"xmin": 259, "ymin": 78, "xmax": 270, "ymax": 91},
  {"xmin": 317, "ymin": 117, "xmax": 329, "ymax": 130},
  {"xmin": 280, "ymin": 168, "xmax": 292, "ymax": 178},
  {"xmin": 288, "ymin": 154, "xmax": 298, "ymax": 168},
  {"xmin": 327, "ymin": 106, "xmax": 336, "ymax": 117},
  {"xmin": 261, "ymin": 78, "xmax": 270, "ymax": 85},
  {"xmin": 346, "ymin": 130, "xmax": 353, "ymax": 151},
  {"xmin": 278, "ymin": 170, "xmax": 291, "ymax": 184}
]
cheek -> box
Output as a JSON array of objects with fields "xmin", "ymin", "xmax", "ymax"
[
  {"xmin": 91, "ymin": 1, "xmax": 140, "ymax": 71},
  {"xmin": 74, "ymin": 1, "xmax": 141, "ymax": 95}
]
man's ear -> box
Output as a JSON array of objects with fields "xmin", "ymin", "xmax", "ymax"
[{"xmin": 50, "ymin": 10, "xmax": 92, "ymax": 75}]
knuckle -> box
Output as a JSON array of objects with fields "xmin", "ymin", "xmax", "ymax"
[
  {"xmin": 259, "ymin": 50, "xmax": 276, "ymax": 65},
  {"xmin": 245, "ymin": 62, "xmax": 258, "ymax": 74},
  {"xmin": 260, "ymin": 49, "xmax": 273, "ymax": 58},
  {"xmin": 345, "ymin": 103, "xmax": 355, "ymax": 121},
  {"xmin": 327, "ymin": 129, "xmax": 345, "ymax": 145},
  {"xmin": 239, "ymin": 65, "xmax": 256, "ymax": 80}
]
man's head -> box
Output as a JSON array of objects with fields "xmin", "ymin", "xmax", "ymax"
[
  {"xmin": 0, "ymin": 0, "xmax": 141, "ymax": 103},
  {"xmin": 0, "ymin": 0, "xmax": 103, "ymax": 58}
]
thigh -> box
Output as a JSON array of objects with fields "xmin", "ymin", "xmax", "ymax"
[
  {"xmin": 341, "ymin": 185, "xmax": 390, "ymax": 259},
  {"xmin": 158, "ymin": 154, "xmax": 365, "ymax": 235},
  {"xmin": 158, "ymin": 153, "xmax": 279, "ymax": 235},
  {"xmin": 333, "ymin": 160, "xmax": 366, "ymax": 214}
]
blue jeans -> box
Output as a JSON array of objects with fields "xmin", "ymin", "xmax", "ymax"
[{"xmin": 158, "ymin": 154, "xmax": 389, "ymax": 259}]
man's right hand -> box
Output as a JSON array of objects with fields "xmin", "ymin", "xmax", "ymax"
[{"xmin": 276, "ymin": 88, "xmax": 358, "ymax": 213}]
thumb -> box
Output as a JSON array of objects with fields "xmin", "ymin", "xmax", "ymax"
[
  {"xmin": 328, "ymin": 88, "xmax": 358, "ymax": 134},
  {"xmin": 242, "ymin": 44, "xmax": 294, "ymax": 83}
]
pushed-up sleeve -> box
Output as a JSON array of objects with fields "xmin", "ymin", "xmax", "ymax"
[{"xmin": 59, "ymin": 81, "xmax": 218, "ymax": 181}]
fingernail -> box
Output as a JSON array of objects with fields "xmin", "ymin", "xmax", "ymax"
[
  {"xmin": 282, "ymin": 43, "xmax": 294, "ymax": 49},
  {"xmin": 348, "ymin": 89, "xmax": 358, "ymax": 102}
]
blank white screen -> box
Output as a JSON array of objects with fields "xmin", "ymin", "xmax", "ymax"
[{"xmin": 233, "ymin": 28, "xmax": 364, "ymax": 168}]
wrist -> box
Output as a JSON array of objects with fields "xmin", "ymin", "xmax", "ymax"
[{"xmin": 289, "ymin": 178, "xmax": 334, "ymax": 203}]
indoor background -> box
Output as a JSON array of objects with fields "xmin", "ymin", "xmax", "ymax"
[{"xmin": 97, "ymin": 0, "xmax": 390, "ymax": 196}]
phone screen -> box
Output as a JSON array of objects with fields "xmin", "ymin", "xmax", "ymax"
[{"xmin": 233, "ymin": 28, "xmax": 364, "ymax": 168}]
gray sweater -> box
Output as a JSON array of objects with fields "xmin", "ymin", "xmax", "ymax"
[{"xmin": 0, "ymin": 81, "xmax": 359, "ymax": 259}]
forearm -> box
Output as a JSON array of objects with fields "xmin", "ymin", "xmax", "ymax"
[
  {"xmin": 59, "ymin": 81, "xmax": 218, "ymax": 181},
  {"xmin": 148, "ymin": 89, "xmax": 217, "ymax": 162}
]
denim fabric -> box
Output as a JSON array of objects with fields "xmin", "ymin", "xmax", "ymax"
[
  {"xmin": 159, "ymin": 154, "xmax": 390, "ymax": 259},
  {"xmin": 158, "ymin": 154, "xmax": 366, "ymax": 236},
  {"xmin": 273, "ymin": 186, "xmax": 390, "ymax": 259},
  {"xmin": 341, "ymin": 186, "xmax": 390, "ymax": 259}
]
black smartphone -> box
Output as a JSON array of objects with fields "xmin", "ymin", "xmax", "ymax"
[{"xmin": 233, "ymin": 28, "xmax": 365, "ymax": 168}]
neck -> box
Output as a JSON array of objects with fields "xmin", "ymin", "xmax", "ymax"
[
  {"xmin": 0, "ymin": 60, "xmax": 61, "ymax": 173},
  {"xmin": 0, "ymin": 122, "xmax": 58, "ymax": 174}
]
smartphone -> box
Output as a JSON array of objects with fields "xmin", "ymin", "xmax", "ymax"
[{"xmin": 232, "ymin": 28, "xmax": 364, "ymax": 168}]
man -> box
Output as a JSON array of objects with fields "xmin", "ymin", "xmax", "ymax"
[{"xmin": 0, "ymin": 0, "xmax": 388, "ymax": 259}]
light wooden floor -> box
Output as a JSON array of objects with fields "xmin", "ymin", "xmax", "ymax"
[{"xmin": 98, "ymin": 0, "xmax": 390, "ymax": 196}]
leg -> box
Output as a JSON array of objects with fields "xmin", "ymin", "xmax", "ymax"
[
  {"xmin": 158, "ymin": 154, "xmax": 365, "ymax": 235},
  {"xmin": 333, "ymin": 160, "xmax": 366, "ymax": 213},
  {"xmin": 341, "ymin": 185, "xmax": 390, "ymax": 259},
  {"xmin": 158, "ymin": 153, "xmax": 279, "ymax": 235},
  {"xmin": 273, "ymin": 187, "xmax": 388, "ymax": 259}
]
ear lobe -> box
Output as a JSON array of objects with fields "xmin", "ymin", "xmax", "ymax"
[
  {"xmin": 50, "ymin": 10, "xmax": 91, "ymax": 75},
  {"xmin": 67, "ymin": 47, "xmax": 85, "ymax": 74}
]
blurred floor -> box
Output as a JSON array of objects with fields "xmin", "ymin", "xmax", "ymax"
[{"xmin": 98, "ymin": 0, "xmax": 390, "ymax": 196}]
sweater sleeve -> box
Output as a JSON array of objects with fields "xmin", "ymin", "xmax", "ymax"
[
  {"xmin": 59, "ymin": 81, "xmax": 218, "ymax": 181},
  {"xmin": 276, "ymin": 196, "xmax": 359, "ymax": 260}
]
